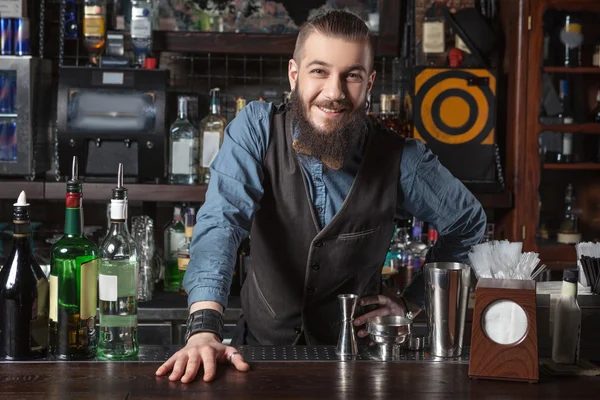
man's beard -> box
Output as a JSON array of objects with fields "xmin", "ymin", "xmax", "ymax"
[{"xmin": 287, "ymin": 83, "xmax": 368, "ymax": 171}]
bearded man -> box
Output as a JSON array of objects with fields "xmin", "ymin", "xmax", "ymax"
[{"xmin": 156, "ymin": 9, "xmax": 486, "ymax": 383}]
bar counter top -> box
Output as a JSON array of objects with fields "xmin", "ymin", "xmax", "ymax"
[{"xmin": 1, "ymin": 346, "xmax": 599, "ymax": 400}]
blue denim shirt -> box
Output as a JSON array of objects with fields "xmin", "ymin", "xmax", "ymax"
[{"xmin": 183, "ymin": 101, "xmax": 486, "ymax": 310}]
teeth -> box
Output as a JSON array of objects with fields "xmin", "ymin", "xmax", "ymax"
[{"xmin": 319, "ymin": 106, "xmax": 342, "ymax": 113}]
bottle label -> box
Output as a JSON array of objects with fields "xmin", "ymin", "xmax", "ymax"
[
  {"xmin": 49, "ymin": 274, "xmax": 58, "ymax": 322},
  {"xmin": 31, "ymin": 278, "xmax": 49, "ymax": 351},
  {"xmin": 422, "ymin": 20, "xmax": 445, "ymax": 53},
  {"xmin": 169, "ymin": 231, "xmax": 186, "ymax": 258},
  {"xmin": 80, "ymin": 259, "xmax": 99, "ymax": 320},
  {"xmin": 178, "ymin": 256, "xmax": 189, "ymax": 271},
  {"xmin": 563, "ymin": 133, "xmax": 573, "ymax": 156},
  {"xmin": 99, "ymin": 274, "xmax": 118, "ymax": 302},
  {"xmin": 171, "ymin": 139, "xmax": 198, "ymax": 175},
  {"xmin": 131, "ymin": 18, "xmax": 152, "ymax": 39},
  {"xmin": 83, "ymin": 16, "xmax": 105, "ymax": 37},
  {"xmin": 202, "ymin": 131, "xmax": 221, "ymax": 168}
]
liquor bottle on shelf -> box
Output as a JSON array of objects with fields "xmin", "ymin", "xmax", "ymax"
[
  {"xmin": 559, "ymin": 14, "xmax": 583, "ymax": 68},
  {"xmin": 177, "ymin": 207, "xmax": 195, "ymax": 295},
  {"xmin": 379, "ymin": 94, "xmax": 404, "ymax": 135},
  {"xmin": 560, "ymin": 117, "xmax": 574, "ymax": 164},
  {"xmin": 235, "ymin": 96, "xmax": 246, "ymax": 117},
  {"xmin": 557, "ymin": 183, "xmax": 581, "ymax": 245},
  {"xmin": 552, "ymin": 269, "xmax": 581, "ymax": 365},
  {"xmin": 98, "ymin": 164, "xmax": 140, "ymax": 360},
  {"xmin": 163, "ymin": 205, "xmax": 185, "ymax": 292},
  {"xmin": 591, "ymin": 89, "xmax": 600, "ymax": 123},
  {"xmin": 557, "ymin": 79, "xmax": 569, "ymax": 123},
  {"xmin": 83, "ymin": 0, "xmax": 107, "ymax": 65},
  {"xmin": 407, "ymin": 219, "xmax": 427, "ymax": 269},
  {"xmin": 130, "ymin": 0, "xmax": 158, "ymax": 67},
  {"xmin": 49, "ymin": 156, "xmax": 100, "ymax": 360},
  {"xmin": 169, "ymin": 96, "xmax": 200, "ymax": 185},
  {"xmin": 0, "ymin": 191, "xmax": 49, "ymax": 360},
  {"xmin": 200, "ymin": 88, "xmax": 227, "ymax": 184}
]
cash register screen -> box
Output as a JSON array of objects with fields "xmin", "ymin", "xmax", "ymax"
[{"xmin": 67, "ymin": 89, "xmax": 156, "ymax": 133}]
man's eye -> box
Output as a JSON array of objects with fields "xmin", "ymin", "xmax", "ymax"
[
  {"xmin": 312, "ymin": 69, "xmax": 325, "ymax": 75},
  {"xmin": 347, "ymin": 73, "xmax": 362, "ymax": 81}
]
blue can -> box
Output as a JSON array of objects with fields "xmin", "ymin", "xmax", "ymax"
[
  {"xmin": 9, "ymin": 73, "xmax": 16, "ymax": 113},
  {"xmin": 0, "ymin": 123, "xmax": 6, "ymax": 161},
  {"xmin": 13, "ymin": 18, "xmax": 29, "ymax": 56},
  {"xmin": 6, "ymin": 122, "xmax": 16, "ymax": 161},
  {"xmin": 0, "ymin": 74, "xmax": 10, "ymax": 114},
  {"xmin": 0, "ymin": 18, "xmax": 13, "ymax": 56}
]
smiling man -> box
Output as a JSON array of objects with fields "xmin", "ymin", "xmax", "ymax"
[{"xmin": 156, "ymin": 9, "xmax": 486, "ymax": 383}]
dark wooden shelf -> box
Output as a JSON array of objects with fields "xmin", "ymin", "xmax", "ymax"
[
  {"xmin": 2, "ymin": 180, "xmax": 510, "ymax": 209},
  {"xmin": 152, "ymin": 31, "xmax": 396, "ymax": 56},
  {"xmin": 0, "ymin": 181, "xmax": 45, "ymax": 200},
  {"xmin": 152, "ymin": 31, "xmax": 297, "ymax": 55},
  {"xmin": 539, "ymin": 243, "xmax": 576, "ymax": 264},
  {"xmin": 543, "ymin": 66, "xmax": 600, "ymax": 74},
  {"xmin": 44, "ymin": 182, "xmax": 207, "ymax": 202},
  {"xmin": 540, "ymin": 123, "xmax": 600, "ymax": 134},
  {"xmin": 544, "ymin": 163, "xmax": 600, "ymax": 170}
]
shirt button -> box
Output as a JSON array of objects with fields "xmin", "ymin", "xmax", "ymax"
[
  {"xmin": 307, "ymin": 286, "xmax": 315, "ymax": 293},
  {"xmin": 294, "ymin": 326, "xmax": 302, "ymax": 334},
  {"xmin": 316, "ymin": 206, "xmax": 323, "ymax": 212},
  {"xmin": 311, "ymin": 263, "xmax": 320, "ymax": 271},
  {"xmin": 314, "ymin": 240, "xmax": 323, "ymax": 247}
]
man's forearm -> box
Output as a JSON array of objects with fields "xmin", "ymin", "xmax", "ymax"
[{"xmin": 190, "ymin": 301, "xmax": 223, "ymax": 314}]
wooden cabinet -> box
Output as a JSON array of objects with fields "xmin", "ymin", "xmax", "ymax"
[{"xmin": 500, "ymin": 0, "xmax": 600, "ymax": 269}]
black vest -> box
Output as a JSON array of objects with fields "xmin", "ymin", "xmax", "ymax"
[{"xmin": 241, "ymin": 105, "xmax": 404, "ymax": 345}]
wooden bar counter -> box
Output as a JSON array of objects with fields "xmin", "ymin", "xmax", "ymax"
[{"xmin": 1, "ymin": 346, "xmax": 599, "ymax": 400}]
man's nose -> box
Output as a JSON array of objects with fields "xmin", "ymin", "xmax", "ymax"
[{"xmin": 322, "ymin": 75, "xmax": 346, "ymax": 101}]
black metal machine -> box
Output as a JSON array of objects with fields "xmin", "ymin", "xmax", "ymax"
[{"xmin": 56, "ymin": 66, "xmax": 169, "ymax": 182}]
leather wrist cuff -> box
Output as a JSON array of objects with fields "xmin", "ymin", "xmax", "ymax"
[{"xmin": 185, "ymin": 309, "xmax": 224, "ymax": 344}]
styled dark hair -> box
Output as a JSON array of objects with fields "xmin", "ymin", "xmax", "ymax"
[{"xmin": 293, "ymin": 9, "xmax": 374, "ymax": 69}]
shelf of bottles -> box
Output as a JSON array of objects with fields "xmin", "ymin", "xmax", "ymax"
[{"xmin": 537, "ymin": 8, "xmax": 600, "ymax": 263}]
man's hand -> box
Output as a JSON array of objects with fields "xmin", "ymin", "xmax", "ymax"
[
  {"xmin": 155, "ymin": 332, "xmax": 250, "ymax": 383},
  {"xmin": 353, "ymin": 294, "xmax": 420, "ymax": 338}
]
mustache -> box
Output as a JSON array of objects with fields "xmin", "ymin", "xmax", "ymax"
[{"xmin": 311, "ymin": 99, "xmax": 352, "ymax": 111}]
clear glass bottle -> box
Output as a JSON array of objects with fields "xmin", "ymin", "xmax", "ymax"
[
  {"xmin": 177, "ymin": 207, "xmax": 195, "ymax": 295},
  {"xmin": 552, "ymin": 269, "xmax": 581, "ymax": 364},
  {"xmin": 0, "ymin": 191, "xmax": 49, "ymax": 360},
  {"xmin": 560, "ymin": 14, "xmax": 583, "ymax": 68},
  {"xmin": 169, "ymin": 96, "xmax": 200, "ymax": 185},
  {"xmin": 130, "ymin": 0, "xmax": 158, "ymax": 67},
  {"xmin": 83, "ymin": 0, "xmax": 107, "ymax": 65},
  {"xmin": 379, "ymin": 94, "xmax": 404, "ymax": 135},
  {"xmin": 557, "ymin": 183, "xmax": 581, "ymax": 245},
  {"xmin": 163, "ymin": 205, "xmax": 185, "ymax": 292},
  {"xmin": 98, "ymin": 164, "xmax": 140, "ymax": 360},
  {"xmin": 200, "ymin": 88, "xmax": 227, "ymax": 184},
  {"xmin": 49, "ymin": 157, "xmax": 100, "ymax": 360}
]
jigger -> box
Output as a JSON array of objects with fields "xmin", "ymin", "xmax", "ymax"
[{"xmin": 335, "ymin": 294, "xmax": 359, "ymax": 357}]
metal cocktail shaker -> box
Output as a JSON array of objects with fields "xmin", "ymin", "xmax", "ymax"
[{"xmin": 424, "ymin": 262, "xmax": 471, "ymax": 357}]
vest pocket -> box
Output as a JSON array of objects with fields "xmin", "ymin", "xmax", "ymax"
[
  {"xmin": 337, "ymin": 226, "xmax": 381, "ymax": 241},
  {"xmin": 251, "ymin": 270, "xmax": 277, "ymax": 318}
]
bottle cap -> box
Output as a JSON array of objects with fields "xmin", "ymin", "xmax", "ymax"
[
  {"xmin": 144, "ymin": 57, "xmax": 157, "ymax": 69},
  {"xmin": 563, "ymin": 268, "xmax": 578, "ymax": 283}
]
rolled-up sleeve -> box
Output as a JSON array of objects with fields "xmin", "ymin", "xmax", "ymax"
[
  {"xmin": 398, "ymin": 139, "xmax": 487, "ymax": 309},
  {"xmin": 183, "ymin": 102, "xmax": 272, "ymax": 309}
]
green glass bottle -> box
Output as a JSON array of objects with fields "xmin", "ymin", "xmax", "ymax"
[
  {"xmin": 163, "ymin": 205, "xmax": 185, "ymax": 292},
  {"xmin": 49, "ymin": 157, "xmax": 100, "ymax": 360}
]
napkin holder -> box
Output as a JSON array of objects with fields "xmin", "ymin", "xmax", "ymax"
[{"xmin": 469, "ymin": 278, "xmax": 539, "ymax": 383}]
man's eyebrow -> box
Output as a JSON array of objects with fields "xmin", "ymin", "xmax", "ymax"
[{"xmin": 305, "ymin": 60, "xmax": 367, "ymax": 74}]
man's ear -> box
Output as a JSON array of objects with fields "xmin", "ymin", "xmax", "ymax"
[
  {"xmin": 288, "ymin": 59, "xmax": 299, "ymax": 91},
  {"xmin": 366, "ymin": 69, "xmax": 376, "ymax": 94}
]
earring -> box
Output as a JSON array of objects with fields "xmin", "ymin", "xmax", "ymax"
[{"xmin": 365, "ymin": 99, "xmax": 370, "ymax": 110}]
